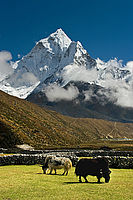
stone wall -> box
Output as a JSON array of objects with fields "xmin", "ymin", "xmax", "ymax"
[
  {"xmin": 0, "ymin": 153, "xmax": 78, "ymax": 167},
  {"xmin": 107, "ymin": 156, "xmax": 133, "ymax": 169},
  {"xmin": 0, "ymin": 150, "xmax": 133, "ymax": 169},
  {"xmin": 1, "ymin": 148, "xmax": 133, "ymax": 157}
]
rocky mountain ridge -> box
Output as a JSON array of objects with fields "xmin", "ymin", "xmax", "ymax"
[
  {"xmin": 0, "ymin": 29, "xmax": 133, "ymax": 122},
  {"xmin": 1, "ymin": 28, "xmax": 132, "ymax": 98}
]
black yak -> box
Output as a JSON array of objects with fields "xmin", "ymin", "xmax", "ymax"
[{"xmin": 75, "ymin": 157, "xmax": 111, "ymax": 183}]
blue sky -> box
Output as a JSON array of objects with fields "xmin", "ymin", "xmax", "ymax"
[{"xmin": 0, "ymin": 0, "xmax": 133, "ymax": 63}]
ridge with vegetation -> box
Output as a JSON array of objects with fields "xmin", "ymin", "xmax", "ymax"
[{"xmin": 0, "ymin": 90, "xmax": 133, "ymax": 150}]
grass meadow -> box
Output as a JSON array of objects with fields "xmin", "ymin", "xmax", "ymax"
[{"xmin": 0, "ymin": 165, "xmax": 133, "ymax": 200}]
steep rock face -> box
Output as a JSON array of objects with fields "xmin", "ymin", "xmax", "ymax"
[
  {"xmin": 61, "ymin": 41, "xmax": 96, "ymax": 68},
  {"xmin": 96, "ymin": 58, "xmax": 131, "ymax": 84}
]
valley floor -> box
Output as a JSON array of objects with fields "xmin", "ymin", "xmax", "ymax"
[{"xmin": 0, "ymin": 165, "xmax": 133, "ymax": 200}]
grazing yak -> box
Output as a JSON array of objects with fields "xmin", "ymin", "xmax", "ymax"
[
  {"xmin": 41, "ymin": 155, "xmax": 72, "ymax": 175},
  {"xmin": 75, "ymin": 157, "xmax": 111, "ymax": 183}
]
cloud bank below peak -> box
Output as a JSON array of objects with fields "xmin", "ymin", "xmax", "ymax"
[
  {"xmin": 0, "ymin": 51, "xmax": 14, "ymax": 81},
  {"xmin": 44, "ymin": 60, "xmax": 133, "ymax": 108},
  {"xmin": 44, "ymin": 83, "xmax": 79, "ymax": 102}
]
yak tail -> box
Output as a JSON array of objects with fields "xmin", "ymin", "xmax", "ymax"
[{"xmin": 65, "ymin": 159, "xmax": 72, "ymax": 170}]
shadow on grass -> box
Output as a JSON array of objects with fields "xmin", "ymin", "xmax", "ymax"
[
  {"xmin": 37, "ymin": 173, "xmax": 66, "ymax": 176},
  {"xmin": 64, "ymin": 181, "xmax": 104, "ymax": 184}
]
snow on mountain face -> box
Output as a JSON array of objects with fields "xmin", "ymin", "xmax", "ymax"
[
  {"xmin": 11, "ymin": 29, "xmax": 72, "ymax": 84},
  {"xmin": 0, "ymin": 28, "xmax": 96, "ymax": 98},
  {"xmin": 96, "ymin": 58, "xmax": 131, "ymax": 85},
  {"xmin": 0, "ymin": 28, "xmax": 133, "ymax": 107},
  {"xmin": 0, "ymin": 29, "xmax": 72, "ymax": 98},
  {"xmin": 60, "ymin": 41, "xmax": 96, "ymax": 69},
  {"xmin": 39, "ymin": 28, "xmax": 71, "ymax": 53}
]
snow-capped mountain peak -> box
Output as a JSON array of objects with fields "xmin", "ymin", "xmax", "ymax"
[
  {"xmin": 0, "ymin": 29, "xmax": 133, "ymax": 104},
  {"xmin": 38, "ymin": 28, "xmax": 71, "ymax": 53}
]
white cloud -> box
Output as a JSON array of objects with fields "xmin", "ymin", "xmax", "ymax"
[
  {"xmin": 125, "ymin": 61, "xmax": 133, "ymax": 73},
  {"xmin": 94, "ymin": 59, "xmax": 133, "ymax": 108},
  {"xmin": 114, "ymin": 80, "xmax": 133, "ymax": 108},
  {"xmin": 61, "ymin": 64, "xmax": 98, "ymax": 84},
  {"xmin": 45, "ymin": 83, "xmax": 79, "ymax": 102},
  {"xmin": 0, "ymin": 51, "xmax": 13, "ymax": 81},
  {"xmin": 18, "ymin": 72, "xmax": 39, "ymax": 85},
  {"xmin": 83, "ymin": 89, "xmax": 94, "ymax": 101},
  {"xmin": 8, "ymin": 71, "xmax": 39, "ymax": 88},
  {"xmin": 99, "ymin": 76, "xmax": 133, "ymax": 108},
  {"xmin": 45, "ymin": 62, "xmax": 133, "ymax": 108}
]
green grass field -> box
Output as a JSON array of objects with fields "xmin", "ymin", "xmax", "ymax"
[{"xmin": 0, "ymin": 165, "xmax": 133, "ymax": 200}]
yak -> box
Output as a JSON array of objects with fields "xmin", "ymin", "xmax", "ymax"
[
  {"xmin": 41, "ymin": 155, "xmax": 72, "ymax": 175},
  {"xmin": 75, "ymin": 157, "xmax": 111, "ymax": 183}
]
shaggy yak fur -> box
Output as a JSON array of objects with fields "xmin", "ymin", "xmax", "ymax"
[
  {"xmin": 41, "ymin": 155, "xmax": 72, "ymax": 175},
  {"xmin": 75, "ymin": 157, "xmax": 111, "ymax": 183}
]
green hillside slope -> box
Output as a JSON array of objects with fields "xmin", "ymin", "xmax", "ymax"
[{"xmin": 0, "ymin": 90, "xmax": 133, "ymax": 150}]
